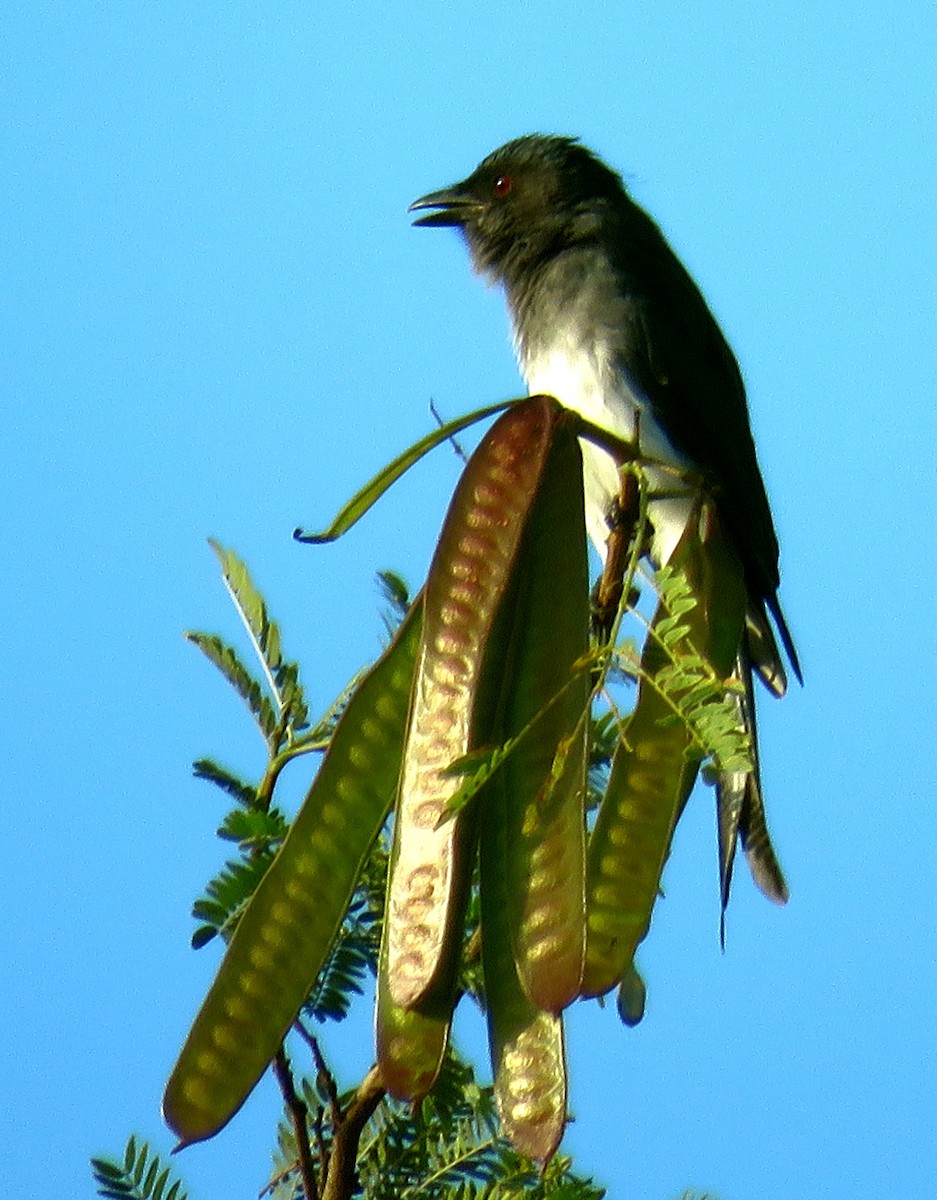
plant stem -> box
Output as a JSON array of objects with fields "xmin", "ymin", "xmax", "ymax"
[
  {"xmin": 272, "ymin": 1046, "xmax": 320, "ymax": 1200},
  {"xmin": 321, "ymin": 1067, "xmax": 386, "ymax": 1200}
]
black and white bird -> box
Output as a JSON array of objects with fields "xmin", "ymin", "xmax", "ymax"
[{"xmin": 410, "ymin": 133, "xmax": 801, "ymax": 913}]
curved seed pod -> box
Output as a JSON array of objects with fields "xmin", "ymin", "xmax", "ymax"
[
  {"xmin": 163, "ymin": 599, "xmax": 423, "ymax": 1147},
  {"xmin": 376, "ymin": 809, "xmax": 481, "ymax": 1100},
  {"xmin": 582, "ymin": 503, "xmax": 747, "ymax": 997},
  {"xmin": 481, "ymin": 765, "xmax": 568, "ymax": 1162},
  {"xmin": 386, "ymin": 397, "xmax": 565, "ymax": 1010},
  {"xmin": 494, "ymin": 412, "xmax": 589, "ymax": 1013},
  {"xmin": 374, "ymin": 918, "xmax": 452, "ymax": 1101}
]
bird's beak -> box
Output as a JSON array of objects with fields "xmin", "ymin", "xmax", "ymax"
[{"xmin": 408, "ymin": 184, "xmax": 480, "ymax": 228}]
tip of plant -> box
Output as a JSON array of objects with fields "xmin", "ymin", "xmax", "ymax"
[
  {"xmin": 292, "ymin": 526, "xmax": 331, "ymax": 544},
  {"xmin": 164, "ymin": 1115, "xmax": 209, "ymax": 1155}
]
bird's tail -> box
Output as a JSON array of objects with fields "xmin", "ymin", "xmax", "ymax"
[
  {"xmin": 747, "ymin": 594, "xmax": 802, "ymax": 697},
  {"xmin": 717, "ymin": 653, "xmax": 789, "ymax": 944}
]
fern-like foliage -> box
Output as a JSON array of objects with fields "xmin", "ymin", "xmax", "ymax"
[
  {"xmin": 190, "ymin": 848, "xmax": 277, "ymax": 948},
  {"xmin": 209, "ymin": 539, "xmax": 310, "ymax": 738},
  {"xmin": 376, "ymin": 568, "xmax": 412, "ymax": 637},
  {"xmin": 216, "ymin": 803, "xmax": 290, "ymax": 848},
  {"xmin": 355, "ymin": 1056, "xmax": 604, "ymax": 1200},
  {"xmin": 184, "ymin": 548, "xmax": 361, "ymax": 955},
  {"xmin": 185, "ymin": 629, "xmax": 282, "ymax": 741},
  {"xmin": 186, "ymin": 543, "xmax": 310, "ymax": 754},
  {"xmin": 642, "ymin": 565, "xmax": 753, "ymax": 776},
  {"xmin": 191, "ymin": 756, "xmax": 259, "ymax": 807},
  {"xmin": 587, "ymin": 708, "xmax": 620, "ymax": 815},
  {"xmin": 265, "ymin": 1051, "xmax": 605, "ymax": 1200},
  {"xmin": 91, "ymin": 1136, "xmax": 187, "ymax": 1200}
]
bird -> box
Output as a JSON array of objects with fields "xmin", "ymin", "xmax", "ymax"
[{"xmin": 409, "ymin": 133, "xmax": 800, "ymax": 915}]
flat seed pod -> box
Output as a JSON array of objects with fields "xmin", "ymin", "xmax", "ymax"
[
  {"xmin": 375, "ymin": 812, "xmax": 479, "ymax": 1099},
  {"xmin": 375, "ymin": 921, "xmax": 453, "ymax": 1100},
  {"xmin": 163, "ymin": 600, "xmax": 423, "ymax": 1146},
  {"xmin": 386, "ymin": 397, "xmax": 566, "ymax": 1010},
  {"xmin": 481, "ymin": 762, "xmax": 568, "ymax": 1163},
  {"xmin": 582, "ymin": 503, "xmax": 747, "ymax": 997},
  {"xmin": 493, "ymin": 412, "xmax": 589, "ymax": 1013}
]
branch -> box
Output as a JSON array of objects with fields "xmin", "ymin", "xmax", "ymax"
[
  {"xmin": 320, "ymin": 1066, "xmax": 386, "ymax": 1200},
  {"xmin": 272, "ymin": 1047, "xmax": 320, "ymax": 1200},
  {"xmin": 296, "ymin": 1020, "xmax": 343, "ymax": 1129}
]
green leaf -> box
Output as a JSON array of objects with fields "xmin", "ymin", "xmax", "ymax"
[
  {"xmin": 90, "ymin": 1137, "xmax": 188, "ymax": 1200},
  {"xmin": 185, "ymin": 631, "xmax": 278, "ymax": 740},
  {"xmin": 435, "ymin": 740, "xmax": 518, "ymax": 825},
  {"xmin": 208, "ymin": 540, "xmax": 271, "ymax": 656},
  {"xmin": 294, "ymin": 399, "xmax": 515, "ymax": 544},
  {"xmin": 377, "ymin": 569, "xmax": 412, "ymax": 636},
  {"xmin": 190, "ymin": 850, "xmax": 276, "ymax": 948},
  {"xmin": 204, "ymin": 541, "xmax": 310, "ymax": 740},
  {"xmin": 216, "ymin": 806, "xmax": 289, "ymax": 848},
  {"xmin": 191, "ymin": 758, "xmax": 257, "ymax": 807}
]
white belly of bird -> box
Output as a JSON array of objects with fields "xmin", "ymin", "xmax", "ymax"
[{"xmin": 522, "ymin": 342, "xmax": 695, "ymax": 566}]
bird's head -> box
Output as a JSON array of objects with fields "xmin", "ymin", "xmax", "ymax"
[{"xmin": 409, "ymin": 134, "xmax": 625, "ymax": 284}]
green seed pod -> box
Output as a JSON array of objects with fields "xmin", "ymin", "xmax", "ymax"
[
  {"xmin": 163, "ymin": 599, "xmax": 423, "ymax": 1146},
  {"xmin": 582, "ymin": 502, "xmax": 747, "ymax": 997},
  {"xmin": 385, "ymin": 397, "xmax": 566, "ymax": 1011},
  {"xmin": 492, "ymin": 411, "xmax": 589, "ymax": 1013}
]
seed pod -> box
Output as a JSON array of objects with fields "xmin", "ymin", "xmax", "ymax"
[
  {"xmin": 582, "ymin": 502, "xmax": 746, "ymax": 997},
  {"xmin": 375, "ymin": 810, "xmax": 479, "ymax": 1100},
  {"xmin": 374, "ymin": 921, "xmax": 453, "ymax": 1101},
  {"xmin": 385, "ymin": 397, "xmax": 567, "ymax": 1011},
  {"xmin": 163, "ymin": 600, "xmax": 423, "ymax": 1146},
  {"xmin": 492, "ymin": 411, "xmax": 589, "ymax": 1013},
  {"xmin": 480, "ymin": 759, "xmax": 568, "ymax": 1163}
]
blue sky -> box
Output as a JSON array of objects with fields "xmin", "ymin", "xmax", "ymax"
[{"xmin": 3, "ymin": 3, "xmax": 936, "ymax": 1197}]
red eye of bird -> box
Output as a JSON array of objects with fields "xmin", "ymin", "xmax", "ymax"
[{"xmin": 493, "ymin": 173, "xmax": 513, "ymax": 197}]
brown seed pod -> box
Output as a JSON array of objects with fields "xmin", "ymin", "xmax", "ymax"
[{"xmin": 385, "ymin": 397, "xmax": 569, "ymax": 1011}]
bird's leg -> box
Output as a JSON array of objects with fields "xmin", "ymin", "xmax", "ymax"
[{"xmin": 591, "ymin": 467, "xmax": 642, "ymax": 643}]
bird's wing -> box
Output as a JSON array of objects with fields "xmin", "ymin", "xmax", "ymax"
[
  {"xmin": 609, "ymin": 209, "xmax": 777, "ymax": 587},
  {"xmin": 608, "ymin": 203, "xmax": 800, "ymax": 684}
]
